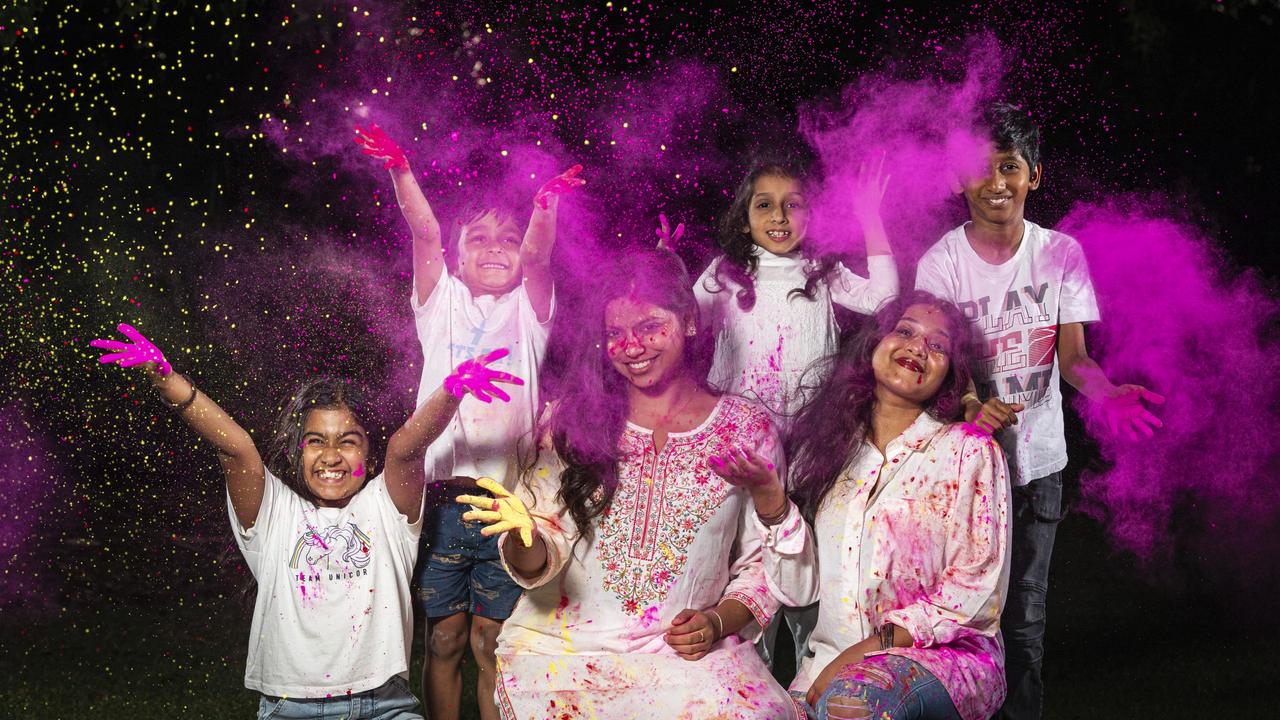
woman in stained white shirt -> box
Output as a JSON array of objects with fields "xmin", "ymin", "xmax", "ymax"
[
  {"xmin": 711, "ymin": 290, "xmax": 1010, "ymax": 720},
  {"xmin": 457, "ymin": 248, "xmax": 798, "ymax": 719}
]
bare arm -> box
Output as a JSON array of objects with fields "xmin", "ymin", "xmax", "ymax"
[
  {"xmin": 1057, "ymin": 322, "xmax": 1114, "ymax": 399},
  {"xmin": 354, "ymin": 124, "xmax": 445, "ymax": 302},
  {"xmin": 522, "ymin": 164, "xmax": 585, "ymax": 322},
  {"xmin": 1058, "ymin": 321, "xmax": 1165, "ymax": 440},
  {"xmin": 389, "ymin": 349, "xmax": 527, "ymax": 522},
  {"xmin": 157, "ymin": 372, "xmax": 264, "ymax": 528},
  {"xmin": 91, "ymin": 324, "xmax": 264, "ymax": 528},
  {"xmin": 392, "ymin": 165, "xmax": 446, "ymax": 303},
  {"xmin": 852, "ymin": 153, "xmax": 893, "ymax": 257},
  {"xmin": 383, "ymin": 385, "xmax": 462, "ymax": 523},
  {"xmin": 520, "ymin": 197, "xmax": 556, "ymax": 323}
]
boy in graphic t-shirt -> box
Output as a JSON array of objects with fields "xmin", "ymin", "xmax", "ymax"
[{"xmin": 914, "ymin": 103, "xmax": 1164, "ymax": 720}]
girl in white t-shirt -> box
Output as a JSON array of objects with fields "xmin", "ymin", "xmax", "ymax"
[
  {"xmin": 90, "ymin": 323, "xmax": 522, "ymax": 719},
  {"xmin": 694, "ymin": 154, "xmax": 900, "ymax": 669}
]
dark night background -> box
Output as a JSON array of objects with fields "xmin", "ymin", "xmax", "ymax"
[{"xmin": 2, "ymin": 1, "xmax": 1278, "ymax": 717}]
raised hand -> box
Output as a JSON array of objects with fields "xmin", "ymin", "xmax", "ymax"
[
  {"xmin": 443, "ymin": 348, "xmax": 524, "ymax": 403},
  {"xmin": 655, "ymin": 213, "xmax": 686, "ymax": 250},
  {"xmin": 457, "ymin": 477, "xmax": 536, "ymax": 547},
  {"xmin": 534, "ymin": 163, "xmax": 586, "ymax": 210},
  {"xmin": 708, "ymin": 444, "xmax": 777, "ymax": 489},
  {"xmin": 353, "ymin": 123, "xmax": 409, "ymax": 170},
  {"xmin": 89, "ymin": 323, "xmax": 172, "ymax": 377},
  {"xmin": 850, "ymin": 151, "xmax": 890, "ymax": 225},
  {"xmin": 1099, "ymin": 384, "xmax": 1165, "ymax": 441}
]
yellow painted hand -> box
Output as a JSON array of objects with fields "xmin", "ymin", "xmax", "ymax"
[{"xmin": 456, "ymin": 477, "xmax": 535, "ymax": 548}]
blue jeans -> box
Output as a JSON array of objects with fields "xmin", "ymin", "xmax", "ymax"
[
  {"xmin": 794, "ymin": 654, "xmax": 960, "ymax": 720},
  {"xmin": 256, "ymin": 675, "xmax": 423, "ymax": 719},
  {"xmin": 996, "ymin": 472, "xmax": 1063, "ymax": 720}
]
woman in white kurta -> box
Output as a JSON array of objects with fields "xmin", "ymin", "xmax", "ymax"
[
  {"xmin": 711, "ymin": 291, "xmax": 1010, "ymax": 720},
  {"xmin": 458, "ymin": 249, "xmax": 799, "ymax": 719}
]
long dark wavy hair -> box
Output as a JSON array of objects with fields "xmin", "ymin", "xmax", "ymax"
[
  {"xmin": 708, "ymin": 156, "xmax": 840, "ymax": 312},
  {"xmin": 264, "ymin": 377, "xmax": 382, "ymax": 504},
  {"xmin": 534, "ymin": 247, "xmax": 712, "ymax": 536},
  {"xmin": 786, "ymin": 291, "xmax": 977, "ymax": 518}
]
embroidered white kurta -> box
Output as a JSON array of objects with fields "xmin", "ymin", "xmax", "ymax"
[
  {"xmin": 494, "ymin": 396, "xmax": 800, "ymax": 719},
  {"xmin": 758, "ymin": 414, "xmax": 1010, "ymax": 720}
]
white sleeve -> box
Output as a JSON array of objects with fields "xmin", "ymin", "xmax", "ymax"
[
  {"xmin": 752, "ymin": 500, "xmax": 819, "ymax": 607},
  {"xmin": 830, "ymin": 256, "xmax": 899, "ymax": 315},
  {"xmin": 228, "ymin": 470, "xmax": 287, "ymax": 577},
  {"xmin": 913, "ymin": 243, "xmax": 958, "ymax": 303},
  {"xmin": 1056, "ymin": 236, "xmax": 1101, "ymax": 325},
  {"xmin": 496, "ymin": 443, "xmax": 578, "ymax": 590}
]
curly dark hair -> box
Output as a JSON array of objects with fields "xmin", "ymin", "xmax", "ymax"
[
  {"xmin": 707, "ymin": 156, "xmax": 840, "ymax": 312},
  {"xmin": 534, "ymin": 247, "xmax": 712, "ymax": 536},
  {"xmin": 982, "ymin": 102, "xmax": 1041, "ymax": 170},
  {"xmin": 264, "ymin": 377, "xmax": 381, "ymax": 503},
  {"xmin": 786, "ymin": 291, "xmax": 978, "ymax": 518}
]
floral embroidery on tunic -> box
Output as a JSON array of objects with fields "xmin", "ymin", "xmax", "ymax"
[{"xmin": 596, "ymin": 398, "xmax": 771, "ymax": 614}]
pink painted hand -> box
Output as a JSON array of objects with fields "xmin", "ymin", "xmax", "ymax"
[
  {"xmin": 442, "ymin": 348, "xmax": 524, "ymax": 403},
  {"xmin": 353, "ymin": 123, "xmax": 409, "ymax": 170},
  {"xmin": 707, "ymin": 444, "xmax": 777, "ymax": 490},
  {"xmin": 968, "ymin": 397, "xmax": 1025, "ymax": 435},
  {"xmin": 534, "ymin": 163, "xmax": 586, "ymax": 210},
  {"xmin": 850, "ymin": 151, "xmax": 890, "ymax": 225},
  {"xmin": 709, "ymin": 444, "xmax": 788, "ymax": 521},
  {"xmin": 655, "ymin": 213, "xmax": 686, "ymax": 250},
  {"xmin": 1100, "ymin": 384, "xmax": 1165, "ymax": 441},
  {"xmin": 89, "ymin": 323, "xmax": 172, "ymax": 376},
  {"xmin": 457, "ymin": 477, "xmax": 536, "ymax": 547}
]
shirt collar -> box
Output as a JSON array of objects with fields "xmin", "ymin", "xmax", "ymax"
[{"xmin": 898, "ymin": 411, "xmax": 946, "ymax": 453}]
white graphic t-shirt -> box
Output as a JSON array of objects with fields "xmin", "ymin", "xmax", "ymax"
[
  {"xmin": 229, "ymin": 470, "xmax": 422, "ymax": 697},
  {"xmin": 915, "ymin": 220, "xmax": 1099, "ymax": 484},
  {"xmin": 412, "ymin": 273, "xmax": 552, "ymax": 488}
]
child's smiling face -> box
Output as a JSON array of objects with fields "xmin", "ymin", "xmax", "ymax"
[
  {"xmin": 744, "ymin": 173, "xmax": 809, "ymax": 255},
  {"xmin": 300, "ymin": 407, "xmax": 370, "ymax": 508},
  {"xmin": 457, "ymin": 211, "xmax": 524, "ymax": 296},
  {"xmin": 960, "ymin": 146, "xmax": 1041, "ymax": 229}
]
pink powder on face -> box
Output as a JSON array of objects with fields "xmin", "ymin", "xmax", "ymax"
[{"xmin": 1059, "ymin": 198, "xmax": 1280, "ymax": 595}]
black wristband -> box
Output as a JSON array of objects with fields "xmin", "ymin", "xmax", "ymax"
[
  {"xmin": 166, "ymin": 373, "xmax": 198, "ymax": 413},
  {"xmin": 878, "ymin": 623, "xmax": 896, "ymax": 651}
]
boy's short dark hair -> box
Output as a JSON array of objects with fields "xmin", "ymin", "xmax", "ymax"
[
  {"xmin": 446, "ymin": 199, "xmax": 524, "ymax": 269},
  {"xmin": 982, "ymin": 103, "xmax": 1041, "ymax": 169}
]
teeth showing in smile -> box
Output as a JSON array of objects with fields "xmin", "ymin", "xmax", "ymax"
[
  {"xmin": 766, "ymin": 230, "xmax": 790, "ymax": 238},
  {"xmin": 480, "ymin": 262, "xmax": 507, "ymax": 269},
  {"xmin": 318, "ymin": 470, "xmax": 344, "ymax": 480},
  {"xmin": 985, "ymin": 197, "xmax": 1010, "ymax": 206},
  {"xmin": 627, "ymin": 359, "xmax": 653, "ymax": 371}
]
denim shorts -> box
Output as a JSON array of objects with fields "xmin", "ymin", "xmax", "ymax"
[
  {"xmin": 413, "ymin": 485, "xmax": 523, "ymax": 620},
  {"xmin": 256, "ymin": 674, "xmax": 422, "ymax": 720}
]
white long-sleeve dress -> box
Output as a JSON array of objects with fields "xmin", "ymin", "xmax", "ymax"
[
  {"xmin": 695, "ymin": 250, "xmax": 898, "ymax": 429},
  {"xmin": 493, "ymin": 395, "xmax": 801, "ymax": 719}
]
